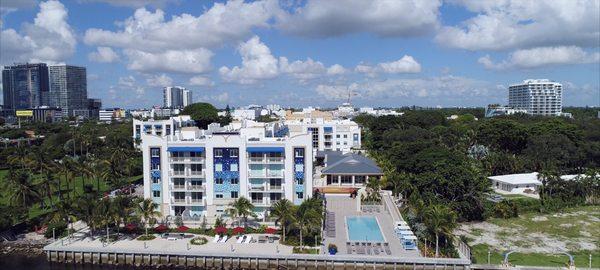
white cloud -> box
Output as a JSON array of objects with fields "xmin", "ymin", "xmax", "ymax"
[
  {"xmin": 220, "ymin": 36, "xmax": 349, "ymax": 84},
  {"xmin": 479, "ymin": 46, "xmax": 600, "ymax": 70},
  {"xmin": 219, "ymin": 36, "xmax": 279, "ymax": 84},
  {"xmin": 117, "ymin": 75, "xmax": 145, "ymax": 98},
  {"xmin": 125, "ymin": 48, "xmax": 213, "ymax": 74},
  {"xmin": 88, "ymin": 46, "xmax": 119, "ymax": 63},
  {"xmin": 0, "ymin": 0, "xmax": 76, "ymax": 64},
  {"xmin": 355, "ymin": 55, "xmax": 422, "ymax": 76},
  {"xmin": 146, "ymin": 74, "xmax": 173, "ymax": 87},
  {"xmin": 78, "ymin": 0, "xmax": 177, "ymax": 8},
  {"xmin": 189, "ymin": 75, "xmax": 214, "ymax": 87},
  {"xmin": 1, "ymin": 0, "xmax": 37, "ymax": 18},
  {"xmin": 316, "ymin": 75, "xmax": 500, "ymax": 101},
  {"xmin": 83, "ymin": 0, "xmax": 280, "ymax": 74},
  {"xmin": 278, "ymin": 0, "xmax": 441, "ymax": 37},
  {"xmin": 437, "ymin": 0, "xmax": 600, "ymax": 51},
  {"xmin": 327, "ymin": 64, "xmax": 348, "ymax": 75}
]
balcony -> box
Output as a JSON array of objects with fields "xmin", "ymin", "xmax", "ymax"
[
  {"xmin": 189, "ymin": 184, "xmax": 204, "ymax": 191},
  {"xmin": 249, "ymin": 170, "xmax": 266, "ymax": 178},
  {"xmin": 170, "ymin": 170, "xmax": 185, "ymax": 176},
  {"xmin": 248, "ymin": 157, "xmax": 264, "ymax": 163},
  {"xmin": 267, "ymin": 170, "xmax": 283, "ymax": 178},
  {"xmin": 169, "ymin": 157, "xmax": 204, "ymax": 163},
  {"xmin": 249, "ymin": 184, "xmax": 265, "ymax": 191},
  {"xmin": 266, "ymin": 157, "xmax": 284, "ymax": 163},
  {"xmin": 190, "ymin": 171, "xmax": 204, "ymax": 177},
  {"xmin": 170, "ymin": 184, "xmax": 186, "ymax": 190},
  {"xmin": 171, "ymin": 197, "xmax": 187, "ymax": 204},
  {"xmin": 269, "ymin": 185, "xmax": 283, "ymax": 191},
  {"xmin": 190, "ymin": 198, "xmax": 204, "ymax": 204}
]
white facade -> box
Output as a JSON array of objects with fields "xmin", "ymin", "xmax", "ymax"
[
  {"xmin": 286, "ymin": 118, "xmax": 361, "ymax": 153},
  {"xmin": 359, "ymin": 107, "xmax": 403, "ymax": 116},
  {"xmin": 509, "ymin": 79, "xmax": 563, "ymax": 116},
  {"xmin": 232, "ymin": 108, "xmax": 261, "ymax": 121},
  {"xmin": 137, "ymin": 116, "xmax": 313, "ymax": 221},
  {"xmin": 484, "ymin": 105, "xmax": 528, "ymax": 118}
]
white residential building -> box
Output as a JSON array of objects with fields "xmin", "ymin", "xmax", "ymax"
[
  {"xmin": 286, "ymin": 118, "xmax": 361, "ymax": 153},
  {"xmin": 359, "ymin": 107, "xmax": 403, "ymax": 116},
  {"xmin": 509, "ymin": 79, "xmax": 563, "ymax": 116},
  {"xmin": 232, "ymin": 108, "xmax": 261, "ymax": 121},
  {"xmin": 484, "ymin": 105, "xmax": 528, "ymax": 117},
  {"xmin": 137, "ymin": 116, "xmax": 313, "ymax": 221}
]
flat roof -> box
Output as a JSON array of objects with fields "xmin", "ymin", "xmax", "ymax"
[{"xmin": 488, "ymin": 172, "xmax": 541, "ymax": 185}]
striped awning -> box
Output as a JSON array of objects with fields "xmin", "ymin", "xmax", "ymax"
[{"xmin": 246, "ymin": 147, "xmax": 284, "ymax": 153}]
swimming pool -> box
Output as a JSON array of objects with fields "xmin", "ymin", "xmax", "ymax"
[{"xmin": 346, "ymin": 216, "xmax": 385, "ymax": 242}]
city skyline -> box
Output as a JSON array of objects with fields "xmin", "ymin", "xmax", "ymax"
[{"xmin": 1, "ymin": 0, "xmax": 599, "ymax": 109}]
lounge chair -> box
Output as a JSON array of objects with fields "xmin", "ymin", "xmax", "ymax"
[
  {"xmin": 219, "ymin": 235, "xmax": 228, "ymax": 243},
  {"xmin": 373, "ymin": 246, "xmax": 380, "ymax": 255},
  {"xmin": 356, "ymin": 245, "xmax": 366, "ymax": 255},
  {"xmin": 243, "ymin": 235, "xmax": 252, "ymax": 244},
  {"xmin": 384, "ymin": 244, "xmax": 392, "ymax": 255},
  {"xmin": 212, "ymin": 235, "xmax": 221, "ymax": 243},
  {"xmin": 236, "ymin": 235, "xmax": 246, "ymax": 243},
  {"xmin": 366, "ymin": 244, "xmax": 372, "ymax": 255}
]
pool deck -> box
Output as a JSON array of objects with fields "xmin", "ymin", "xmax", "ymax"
[{"xmin": 322, "ymin": 195, "xmax": 420, "ymax": 258}]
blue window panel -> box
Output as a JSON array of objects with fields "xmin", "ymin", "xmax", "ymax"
[
  {"xmin": 324, "ymin": 127, "xmax": 333, "ymax": 133},
  {"xmin": 151, "ymin": 183, "xmax": 161, "ymax": 191},
  {"xmin": 246, "ymin": 147, "xmax": 285, "ymax": 153},
  {"xmin": 167, "ymin": 147, "xmax": 205, "ymax": 152},
  {"xmin": 295, "ymin": 184, "xmax": 304, "ymax": 193},
  {"xmin": 151, "ymin": 170, "xmax": 161, "ymax": 178}
]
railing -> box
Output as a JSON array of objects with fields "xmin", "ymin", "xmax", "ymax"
[
  {"xmin": 249, "ymin": 157, "xmax": 264, "ymax": 163},
  {"xmin": 267, "ymin": 157, "xmax": 284, "ymax": 163},
  {"xmin": 170, "ymin": 184, "xmax": 186, "ymax": 190},
  {"xmin": 269, "ymin": 185, "xmax": 282, "ymax": 191},
  {"xmin": 190, "ymin": 171, "xmax": 204, "ymax": 177},
  {"xmin": 189, "ymin": 184, "xmax": 204, "ymax": 190},
  {"xmin": 171, "ymin": 198, "xmax": 186, "ymax": 204},
  {"xmin": 190, "ymin": 198, "xmax": 203, "ymax": 203},
  {"xmin": 249, "ymin": 185, "xmax": 265, "ymax": 191},
  {"xmin": 169, "ymin": 157, "xmax": 204, "ymax": 163},
  {"xmin": 267, "ymin": 170, "xmax": 283, "ymax": 177},
  {"xmin": 170, "ymin": 170, "xmax": 185, "ymax": 176},
  {"xmin": 249, "ymin": 171, "xmax": 266, "ymax": 178}
]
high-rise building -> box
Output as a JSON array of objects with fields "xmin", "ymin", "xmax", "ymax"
[
  {"xmin": 163, "ymin": 86, "xmax": 191, "ymax": 108},
  {"xmin": 48, "ymin": 65, "xmax": 88, "ymax": 117},
  {"xmin": 2, "ymin": 63, "xmax": 49, "ymax": 111},
  {"xmin": 509, "ymin": 79, "xmax": 563, "ymax": 116},
  {"xmin": 183, "ymin": 89, "xmax": 192, "ymax": 108}
]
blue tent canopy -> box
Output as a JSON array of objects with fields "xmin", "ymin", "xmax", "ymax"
[
  {"xmin": 246, "ymin": 147, "xmax": 285, "ymax": 153},
  {"xmin": 167, "ymin": 147, "xmax": 205, "ymax": 152}
]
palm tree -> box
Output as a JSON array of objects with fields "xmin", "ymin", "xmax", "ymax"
[
  {"xmin": 7, "ymin": 147, "xmax": 31, "ymax": 169},
  {"xmin": 74, "ymin": 193, "xmax": 100, "ymax": 238},
  {"xmin": 57, "ymin": 158, "xmax": 75, "ymax": 199},
  {"xmin": 270, "ymin": 199, "xmax": 295, "ymax": 242},
  {"xmin": 38, "ymin": 170, "xmax": 57, "ymax": 209},
  {"xmin": 227, "ymin": 197, "xmax": 256, "ymax": 227},
  {"xmin": 295, "ymin": 198, "xmax": 323, "ymax": 249},
  {"xmin": 136, "ymin": 198, "xmax": 160, "ymax": 235},
  {"xmin": 111, "ymin": 195, "xmax": 134, "ymax": 234},
  {"xmin": 6, "ymin": 169, "xmax": 41, "ymax": 208},
  {"xmin": 423, "ymin": 204, "xmax": 457, "ymax": 257}
]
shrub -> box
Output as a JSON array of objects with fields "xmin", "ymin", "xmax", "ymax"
[
  {"xmin": 44, "ymin": 221, "xmax": 67, "ymax": 238},
  {"xmin": 494, "ymin": 200, "xmax": 519, "ymax": 218},
  {"xmin": 137, "ymin": 234, "xmax": 156, "ymax": 241},
  {"xmin": 190, "ymin": 237, "xmax": 208, "ymax": 245}
]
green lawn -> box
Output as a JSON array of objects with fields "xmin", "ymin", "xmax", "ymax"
[
  {"xmin": 471, "ymin": 244, "xmax": 599, "ymax": 268},
  {"xmin": 0, "ymin": 168, "xmax": 142, "ymax": 221}
]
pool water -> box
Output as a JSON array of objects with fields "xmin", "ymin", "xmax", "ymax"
[{"xmin": 346, "ymin": 216, "xmax": 385, "ymax": 242}]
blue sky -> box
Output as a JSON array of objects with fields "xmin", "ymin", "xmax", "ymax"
[{"xmin": 1, "ymin": 0, "xmax": 599, "ymax": 109}]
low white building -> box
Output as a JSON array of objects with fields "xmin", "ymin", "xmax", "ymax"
[
  {"xmin": 286, "ymin": 118, "xmax": 361, "ymax": 153},
  {"xmin": 488, "ymin": 172, "xmax": 585, "ymax": 195},
  {"xmin": 359, "ymin": 107, "xmax": 403, "ymax": 116}
]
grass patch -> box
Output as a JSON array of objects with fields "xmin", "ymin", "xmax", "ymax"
[{"xmin": 471, "ymin": 244, "xmax": 599, "ymax": 268}]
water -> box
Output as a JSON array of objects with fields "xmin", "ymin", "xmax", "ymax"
[
  {"xmin": 346, "ymin": 216, "xmax": 384, "ymax": 242},
  {"xmin": 0, "ymin": 253, "xmax": 186, "ymax": 270}
]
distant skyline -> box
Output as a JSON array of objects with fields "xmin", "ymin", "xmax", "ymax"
[{"xmin": 1, "ymin": 0, "xmax": 599, "ymax": 109}]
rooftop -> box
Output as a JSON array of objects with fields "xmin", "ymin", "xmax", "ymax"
[{"xmin": 321, "ymin": 151, "xmax": 382, "ymax": 175}]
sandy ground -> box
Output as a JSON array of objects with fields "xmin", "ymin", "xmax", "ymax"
[{"xmin": 455, "ymin": 208, "xmax": 599, "ymax": 253}]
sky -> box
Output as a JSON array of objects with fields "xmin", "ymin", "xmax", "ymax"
[{"xmin": 1, "ymin": 0, "xmax": 599, "ymax": 109}]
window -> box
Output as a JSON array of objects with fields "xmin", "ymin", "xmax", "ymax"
[
  {"xmin": 152, "ymin": 190, "xmax": 160, "ymax": 197},
  {"xmin": 231, "ymin": 178, "xmax": 239, "ymax": 184},
  {"xmin": 214, "ymin": 149, "xmax": 223, "ymax": 157},
  {"xmin": 230, "ymin": 148, "xmax": 239, "ymax": 157},
  {"xmin": 269, "ymin": 152, "xmax": 282, "ymax": 158},
  {"xmin": 355, "ymin": 175, "xmax": 365, "ymax": 184},
  {"xmin": 296, "ymin": 192, "xmax": 304, "ymax": 199},
  {"xmin": 191, "ymin": 164, "xmax": 202, "ymax": 173},
  {"xmin": 174, "ymin": 164, "xmax": 185, "ymax": 173},
  {"xmin": 215, "ymin": 178, "xmax": 224, "ymax": 184},
  {"xmin": 250, "ymin": 152, "xmax": 262, "ymax": 158},
  {"xmin": 151, "ymin": 148, "xmax": 160, "ymax": 157},
  {"xmin": 295, "ymin": 164, "xmax": 304, "ymax": 171},
  {"xmin": 341, "ymin": 175, "xmax": 352, "ymax": 184},
  {"xmin": 296, "ymin": 177, "xmax": 304, "ymax": 185},
  {"xmin": 215, "ymin": 193, "xmax": 224, "ymax": 199},
  {"xmin": 231, "ymin": 191, "xmax": 238, "ymax": 198},
  {"xmin": 270, "ymin": 193, "xmax": 282, "ymax": 201},
  {"xmin": 230, "ymin": 163, "xmax": 238, "ymax": 172},
  {"xmin": 215, "ymin": 163, "xmax": 223, "ymax": 172},
  {"xmin": 294, "ymin": 148, "xmax": 304, "ymax": 158},
  {"xmin": 191, "ymin": 192, "xmax": 203, "ymax": 200},
  {"xmin": 343, "ymin": 134, "xmax": 348, "ymax": 138},
  {"xmin": 166, "ymin": 125, "xmax": 171, "ymax": 135},
  {"xmin": 152, "ymin": 176, "xmax": 160, "ymax": 184}
]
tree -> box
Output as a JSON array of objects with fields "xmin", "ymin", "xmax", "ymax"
[
  {"xmin": 6, "ymin": 169, "xmax": 40, "ymax": 208},
  {"xmin": 423, "ymin": 204, "xmax": 457, "ymax": 257},
  {"xmin": 270, "ymin": 199, "xmax": 295, "ymax": 242},
  {"xmin": 136, "ymin": 198, "xmax": 160, "ymax": 235},
  {"xmin": 181, "ymin": 103, "xmax": 219, "ymax": 129},
  {"xmin": 227, "ymin": 197, "xmax": 256, "ymax": 227},
  {"xmin": 295, "ymin": 198, "xmax": 323, "ymax": 249}
]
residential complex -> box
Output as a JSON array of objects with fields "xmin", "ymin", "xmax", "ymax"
[
  {"xmin": 286, "ymin": 118, "xmax": 361, "ymax": 153},
  {"xmin": 484, "ymin": 105, "xmax": 527, "ymax": 118},
  {"xmin": 163, "ymin": 86, "xmax": 192, "ymax": 109},
  {"xmin": 508, "ymin": 79, "xmax": 563, "ymax": 116},
  {"xmin": 136, "ymin": 117, "xmax": 313, "ymax": 220}
]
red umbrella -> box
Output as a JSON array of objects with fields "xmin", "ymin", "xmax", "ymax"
[
  {"xmin": 232, "ymin": 227, "xmax": 245, "ymax": 234},
  {"xmin": 214, "ymin": 226, "xmax": 227, "ymax": 234},
  {"xmin": 154, "ymin": 224, "xmax": 169, "ymax": 233},
  {"xmin": 177, "ymin": 225, "xmax": 189, "ymax": 232},
  {"xmin": 265, "ymin": 227, "xmax": 277, "ymax": 234},
  {"xmin": 124, "ymin": 223, "xmax": 137, "ymax": 231}
]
